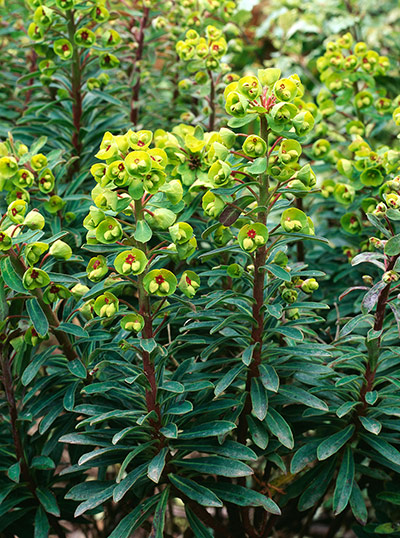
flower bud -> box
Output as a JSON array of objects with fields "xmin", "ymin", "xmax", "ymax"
[
  {"xmin": 43, "ymin": 283, "xmax": 71, "ymax": 304},
  {"xmin": 44, "ymin": 195, "xmax": 65, "ymax": 214},
  {"xmin": 86, "ymin": 255, "xmax": 108, "ymax": 282},
  {"xmin": 38, "ymin": 169, "xmax": 55, "ymax": 193},
  {"xmin": 24, "ymin": 210, "xmax": 45, "ymax": 230},
  {"xmin": 95, "ymin": 217, "xmax": 123, "ymax": 244},
  {"xmin": 94, "ymin": 292, "xmax": 119, "ymax": 318},
  {"xmin": 179, "ymin": 271, "xmax": 200, "ymax": 298},
  {"xmin": 71, "ymin": 283, "xmax": 89, "ymax": 299},
  {"xmin": 301, "ymin": 278, "xmax": 319, "ymax": 293},
  {"xmin": 227, "ymin": 263, "xmax": 244, "ymax": 278},
  {"xmin": 242, "ymin": 135, "xmax": 267, "ymax": 158},
  {"xmin": 121, "ymin": 313, "xmax": 145, "ymax": 333},
  {"xmin": 99, "ymin": 53, "xmax": 120, "ymax": 69},
  {"xmin": 143, "ymin": 269, "xmax": 177, "ymax": 297},
  {"xmin": 281, "ymin": 208, "xmax": 311, "ymax": 234},
  {"xmin": 382, "ymin": 271, "xmax": 399, "ymax": 283},
  {"xmin": 49, "ymin": 240, "xmax": 72, "ymax": 260},
  {"xmin": 0, "ymin": 156, "xmax": 18, "ymax": 179},
  {"xmin": 238, "ymin": 223, "xmax": 268, "ymax": 253},
  {"xmin": 8, "ymin": 200, "xmax": 27, "ymax": 224},
  {"xmin": 54, "ymin": 39, "xmax": 73, "ymax": 60},
  {"xmin": 22, "ymin": 267, "xmax": 50, "ymax": 290},
  {"xmin": 74, "ymin": 28, "xmax": 95, "ymax": 47},
  {"xmin": 0, "ymin": 231, "xmax": 12, "ymax": 251},
  {"xmin": 114, "ymin": 249, "xmax": 148, "ymax": 276}
]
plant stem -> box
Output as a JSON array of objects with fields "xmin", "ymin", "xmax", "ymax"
[
  {"xmin": 6, "ymin": 250, "xmax": 78, "ymax": 362},
  {"xmin": 130, "ymin": 7, "xmax": 150, "ymax": 124},
  {"xmin": 133, "ymin": 200, "xmax": 162, "ymax": 435},
  {"xmin": 208, "ymin": 69, "xmax": 216, "ymax": 131},
  {"xmin": 67, "ymin": 10, "xmax": 83, "ymax": 176}
]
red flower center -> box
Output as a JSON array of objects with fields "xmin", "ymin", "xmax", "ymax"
[
  {"xmin": 118, "ymin": 163, "xmax": 124, "ymax": 171},
  {"xmin": 186, "ymin": 276, "xmax": 192, "ymax": 285},
  {"xmin": 31, "ymin": 270, "xmax": 39, "ymax": 280},
  {"xmin": 22, "ymin": 172, "xmax": 28, "ymax": 179},
  {"xmin": 50, "ymin": 285, "xmax": 59, "ymax": 294},
  {"xmin": 81, "ymin": 31, "xmax": 89, "ymax": 41},
  {"xmin": 155, "ymin": 275, "xmax": 165, "ymax": 285},
  {"xmin": 16, "ymin": 192, "xmax": 23, "ymax": 199},
  {"xmin": 12, "ymin": 208, "xmax": 18, "ymax": 216},
  {"xmin": 0, "ymin": 233, "xmax": 4, "ymax": 242},
  {"xmin": 247, "ymin": 229, "xmax": 256, "ymax": 239},
  {"xmin": 62, "ymin": 44, "xmax": 70, "ymax": 52},
  {"xmin": 93, "ymin": 260, "xmax": 100, "ymax": 269},
  {"xmin": 125, "ymin": 254, "xmax": 136, "ymax": 264},
  {"xmin": 138, "ymin": 140, "xmax": 144, "ymax": 146}
]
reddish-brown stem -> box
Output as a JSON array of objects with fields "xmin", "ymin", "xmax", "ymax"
[
  {"xmin": 130, "ymin": 7, "xmax": 150, "ymax": 124},
  {"xmin": 268, "ymin": 136, "xmax": 283, "ymax": 156},
  {"xmin": 67, "ymin": 10, "xmax": 83, "ymax": 176},
  {"xmin": 208, "ymin": 69, "xmax": 216, "ymax": 131}
]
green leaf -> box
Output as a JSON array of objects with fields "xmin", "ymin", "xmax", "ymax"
[
  {"xmin": 167, "ymin": 401, "xmax": 193, "ymax": 415},
  {"xmin": 340, "ymin": 314, "xmax": 374, "ymax": 337},
  {"xmin": 160, "ymin": 423, "xmax": 178, "ymax": 439},
  {"xmin": 251, "ymin": 378, "xmax": 268, "ymax": 420},
  {"xmin": 31, "ymin": 456, "xmax": 55, "ymax": 470},
  {"xmin": 58, "ymin": 322, "xmax": 88, "ymax": 338},
  {"xmin": 150, "ymin": 487, "xmax": 169, "ymax": 538},
  {"xmin": 361, "ymin": 281, "xmax": 387, "ymax": 314},
  {"xmin": 134, "ymin": 220, "xmax": 152, "ymax": 242},
  {"xmin": 259, "ymin": 364, "xmax": 279, "ymax": 392},
  {"xmin": 247, "ymin": 416, "xmax": 269, "ymax": 449},
  {"xmin": 336, "ymin": 401, "xmax": 359, "ymax": 418},
  {"xmin": 176, "ymin": 456, "xmax": 253, "ymax": 477},
  {"xmin": 168, "ymin": 474, "xmax": 222, "ymax": 507},
  {"xmin": 148, "ymin": 448, "xmax": 168, "ymax": 483},
  {"xmin": 34, "ymin": 507, "xmax": 50, "ymax": 538},
  {"xmin": 227, "ymin": 115, "xmax": 254, "ymax": 128},
  {"xmin": 374, "ymin": 523, "xmax": 400, "ymax": 534},
  {"xmin": 214, "ymin": 363, "xmax": 245, "ymax": 396},
  {"xmin": 359, "ymin": 416, "xmax": 381, "ymax": 435},
  {"xmin": 140, "ymin": 338, "xmax": 157, "ymax": 353},
  {"xmin": 185, "ymin": 507, "xmax": 213, "ymax": 538},
  {"xmin": 67, "ymin": 359, "xmax": 87, "ymax": 379},
  {"xmin": 290, "ymin": 441, "xmax": 319, "ymax": 473},
  {"xmin": 108, "ymin": 496, "xmax": 159, "ymax": 538},
  {"xmin": 265, "ymin": 408, "xmax": 294, "ymax": 449},
  {"xmin": 377, "ymin": 491, "xmax": 400, "ymax": 505},
  {"xmin": 264, "ymin": 263, "xmax": 291, "ymax": 282},
  {"xmin": 242, "ymin": 344, "xmax": 255, "ymax": 366},
  {"xmin": 0, "ymin": 277, "xmax": 8, "ymax": 322},
  {"xmin": 333, "ymin": 447, "xmax": 354, "ymax": 515},
  {"xmin": 298, "ymin": 459, "xmax": 336, "ymax": 511},
  {"xmin": 384, "ymin": 233, "xmax": 400, "ymax": 256},
  {"xmin": 7, "ymin": 462, "xmax": 20, "ymax": 483},
  {"xmin": 361, "ymin": 434, "xmax": 400, "ymax": 465},
  {"xmin": 26, "ymin": 298, "xmax": 49, "ymax": 337},
  {"xmin": 36, "ymin": 488, "xmax": 60, "ymax": 517},
  {"xmin": 245, "ymin": 157, "xmax": 267, "ymax": 175},
  {"xmin": 0, "ymin": 257, "xmax": 26, "ymax": 293},
  {"xmin": 74, "ymin": 485, "xmax": 114, "ymax": 517},
  {"xmin": 317, "ymin": 425, "xmax": 355, "ymax": 461},
  {"xmin": 208, "ymin": 483, "xmax": 281, "ymax": 514},
  {"xmin": 279, "ymin": 386, "xmax": 329, "ymax": 411},
  {"xmin": 349, "ymin": 482, "xmax": 368, "ymax": 525},
  {"xmin": 180, "ymin": 420, "xmax": 236, "ymax": 440}
]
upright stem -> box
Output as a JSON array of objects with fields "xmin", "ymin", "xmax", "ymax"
[
  {"xmin": 134, "ymin": 200, "xmax": 162, "ymax": 433},
  {"xmin": 296, "ymin": 198, "xmax": 305, "ymax": 262},
  {"xmin": 67, "ymin": 10, "xmax": 83, "ymax": 175},
  {"xmin": 359, "ymin": 255, "xmax": 399, "ymax": 410},
  {"xmin": 130, "ymin": 7, "xmax": 150, "ymax": 124},
  {"xmin": 0, "ymin": 347, "xmax": 30, "ymax": 482},
  {"xmin": 208, "ymin": 69, "xmax": 216, "ymax": 131}
]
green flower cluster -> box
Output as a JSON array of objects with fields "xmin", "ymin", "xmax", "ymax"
[
  {"xmin": 27, "ymin": 0, "xmax": 120, "ymax": 85},
  {"xmin": 82, "ymin": 128, "xmax": 202, "ymax": 334}
]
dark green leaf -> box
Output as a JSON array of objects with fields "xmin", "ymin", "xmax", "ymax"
[
  {"xmin": 317, "ymin": 425, "xmax": 355, "ymax": 461},
  {"xmin": 168, "ymin": 474, "xmax": 222, "ymax": 507},
  {"xmin": 333, "ymin": 447, "xmax": 354, "ymax": 515},
  {"xmin": 148, "ymin": 448, "xmax": 168, "ymax": 484},
  {"xmin": 176, "ymin": 456, "xmax": 253, "ymax": 477}
]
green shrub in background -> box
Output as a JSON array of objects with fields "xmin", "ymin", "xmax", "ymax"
[{"xmin": 0, "ymin": 0, "xmax": 400, "ymax": 537}]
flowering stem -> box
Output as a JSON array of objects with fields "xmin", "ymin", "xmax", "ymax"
[
  {"xmin": 208, "ymin": 69, "xmax": 216, "ymax": 131},
  {"xmin": 133, "ymin": 200, "xmax": 162, "ymax": 436},
  {"xmin": 67, "ymin": 10, "xmax": 83, "ymax": 176},
  {"xmin": 130, "ymin": 6, "xmax": 150, "ymax": 124}
]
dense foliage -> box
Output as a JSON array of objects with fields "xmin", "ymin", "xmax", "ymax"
[{"xmin": 1, "ymin": 1, "xmax": 400, "ymax": 537}]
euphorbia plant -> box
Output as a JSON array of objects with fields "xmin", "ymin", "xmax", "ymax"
[{"xmin": 23, "ymin": 0, "xmax": 122, "ymax": 177}]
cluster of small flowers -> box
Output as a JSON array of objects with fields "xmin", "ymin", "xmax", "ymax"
[{"xmin": 27, "ymin": 0, "xmax": 120, "ymax": 80}]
